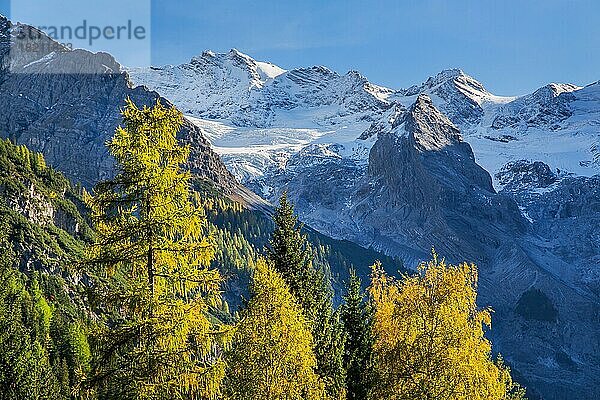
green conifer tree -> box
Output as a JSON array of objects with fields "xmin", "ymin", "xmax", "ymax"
[
  {"xmin": 340, "ymin": 268, "xmax": 374, "ymax": 400},
  {"xmin": 85, "ymin": 99, "xmax": 227, "ymax": 400},
  {"xmin": 266, "ymin": 192, "xmax": 346, "ymax": 400},
  {"xmin": 0, "ymin": 241, "xmax": 63, "ymax": 400}
]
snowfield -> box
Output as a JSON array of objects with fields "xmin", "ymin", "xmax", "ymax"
[{"xmin": 128, "ymin": 50, "xmax": 600, "ymax": 192}]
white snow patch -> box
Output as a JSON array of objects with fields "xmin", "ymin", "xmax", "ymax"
[{"xmin": 256, "ymin": 61, "xmax": 286, "ymax": 79}]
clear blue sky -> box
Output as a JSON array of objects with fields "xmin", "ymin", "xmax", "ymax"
[{"xmin": 2, "ymin": 0, "xmax": 598, "ymax": 95}]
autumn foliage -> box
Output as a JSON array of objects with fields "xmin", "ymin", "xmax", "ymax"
[
  {"xmin": 225, "ymin": 259, "xmax": 328, "ymax": 400},
  {"xmin": 368, "ymin": 253, "xmax": 525, "ymax": 400}
]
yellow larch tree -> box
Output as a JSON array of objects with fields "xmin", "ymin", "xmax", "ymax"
[
  {"xmin": 84, "ymin": 99, "xmax": 228, "ymax": 400},
  {"xmin": 368, "ymin": 254, "xmax": 526, "ymax": 400},
  {"xmin": 225, "ymin": 258, "xmax": 330, "ymax": 400}
]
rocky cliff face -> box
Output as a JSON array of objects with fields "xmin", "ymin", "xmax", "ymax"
[
  {"xmin": 357, "ymin": 95, "xmax": 524, "ymax": 258},
  {"xmin": 260, "ymin": 94, "xmax": 524, "ymax": 262},
  {"xmin": 0, "ymin": 139, "xmax": 92, "ymax": 274},
  {"xmin": 498, "ymin": 160, "xmax": 600, "ymax": 297},
  {"xmin": 0, "ymin": 16, "xmax": 251, "ymax": 205}
]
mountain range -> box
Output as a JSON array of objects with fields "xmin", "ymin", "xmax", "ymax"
[{"xmin": 1, "ymin": 14, "xmax": 599, "ymax": 399}]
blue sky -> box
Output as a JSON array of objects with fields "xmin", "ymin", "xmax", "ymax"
[{"xmin": 2, "ymin": 0, "xmax": 598, "ymax": 95}]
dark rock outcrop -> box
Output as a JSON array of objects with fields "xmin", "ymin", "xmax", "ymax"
[
  {"xmin": 0, "ymin": 15, "xmax": 246, "ymax": 201},
  {"xmin": 496, "ymin": 160, "xmax": 559, "ymax": 192}
]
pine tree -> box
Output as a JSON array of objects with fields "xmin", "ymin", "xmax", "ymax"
[
  {"xmin": 225, "ymin": 258, "xmax": 328, "ymax": 400},
  {"xmin": 368, "ymin": 253, "xmax": 526, "ymax": 400},
  {"xmin": 85, "ymin": 99, "xmax": 227, "ymax": 399},
  {"xmin": 266, "ymin": 191, "xmax": 317, "ymax": 312},
  {"xmin": 340, "ymin": 268, "xmax": 373, "ymax": 400},
  {"xmin": 266, "ymin": 192, "xmax": 346, "ymax": 400}
]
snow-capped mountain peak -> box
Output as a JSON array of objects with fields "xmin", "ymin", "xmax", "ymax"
[
  {"xmin": 404, "ymin": 68, "xmax": 466, "ymax": 94},
  {"xmin": 393, "ymin": 69, "xmax": 492, "ymax": 127},
  {"xmin": 489, "ymin": 82, "xmax": 582, "ymax": 132},
  {"xmin": 403, "ymin": 68, "xmax": 495, "ymax": 105},
  {"xmin": 187, "ymin": 48, "xmax": 276, "ymax": 89},
  {"xmin": 129, "ymin": 50, "xmax": 393, "ymax": 128},
  {"xmin": 545, "ymin": 82, "xmax": 582, "ymax": 96},
  {"xmin": 128, "ymin": 49, "xmax": 289, "ymax": 124},
  {"xmin": 127, "ymin": 50, "xmax": 600, "ymax": 188}
]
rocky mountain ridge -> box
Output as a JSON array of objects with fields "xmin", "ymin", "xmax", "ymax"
[
  {"xmin": 0, "ymin": 16, "xmax": 268, "ymax": 210},
  {"xmin": 129, "ymin": 50, "xmax": 600, "ymax": 188}
]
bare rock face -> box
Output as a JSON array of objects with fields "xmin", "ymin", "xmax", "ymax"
[
  {"xmin": 354, "ymin": 94, "xmax": 524, "ymax": 263},
  {"xmin": 497, "ymin": 160, "xmax": 600, "ymax": 297},
  {"xmin": 496, "ymin": 160, "xmax": 559, "ymax": 192},
  {"xmin": 260, "ymin": 94, "xmax": 525, "ymax": 263},
  {"xmin": 0, "ymin": 15, "xmax": 242, "ymax": 199}
]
